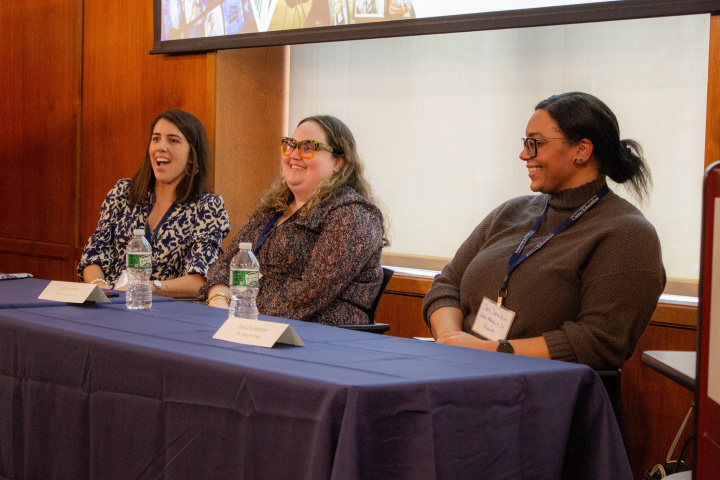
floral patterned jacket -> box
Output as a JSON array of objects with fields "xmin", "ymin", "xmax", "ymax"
[
  {"xmin": 78, "ymin": 179, "xmax": 230, "ymax": 287},
  {"xmin": 200, "ymin": 186, "xmax": 384, "ymax": 326}
]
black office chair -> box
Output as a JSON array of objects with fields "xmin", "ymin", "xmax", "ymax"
[
  {"xmin": 336, "ymin": 267, "xmax": 393, "ymax": 334},
  {"xmin": 596, "ymin": 368, "xmax": 629, "ymax": 450}
]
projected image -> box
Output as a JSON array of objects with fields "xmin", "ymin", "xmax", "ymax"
[
  {"xmin": 250, "ymin": 0, "xmax": 275, "ymax": 31},
  {"xmin": 388, "ymin": 0, "xmax": 414, "ymax": 19},
  {"xmin": 161, "ymin": 0, "xmax": 257, "ymax": 40},
  {"xmin": 222, "ymin": 0, "xmax": 248, "ymax": 34},
  {"xmin": 183, "ymin": 0, "xmax": 204, "ymax": 24},
  {"xmin": 162, "ymin": 0, "xmax": 184, "ymax": 39},
  {"xmin": 159, "ymin": 0, "xmax": 625, "ymax": 43},
  {"xmin": 355, "ymin": 0, "xmax": 384, "ymax": 18},
  {"xmin": 188, "ymin": 18, "xmax": 205, "ymax": 38},
  {"xmin": 205, "ymin": 5, "xmax": 226, "ymax": 36},
  {"xmin": 329, "ymin": 0, "xmax": 350, "ymax": 25},
  {"xmin": 253, "ymin": 0, "xmax": 270, "ymax": 11}
]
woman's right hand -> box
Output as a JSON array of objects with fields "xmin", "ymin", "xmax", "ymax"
[
  {"xmin": 206, "ymin": 285, "xmax": 231, "ymax": 309},
  {"xmin": 83, "ymin": 264, "xmax": 111, "ymax": 289},
  {"xmin": 208, "ymin": 296, "xmax": 230, "ymax": 309},
  {"xmin": 429, "ymin": 306, "xmax": 496, "ymax": 349}
]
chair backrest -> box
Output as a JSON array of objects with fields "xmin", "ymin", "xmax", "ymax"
[
  {"xmin": 366, "ymin": 267, "xmax": 394, "ymax": 324},
  {"xmin": 336, "ymin": 267, "xmax": 393, "ymax": 334}
]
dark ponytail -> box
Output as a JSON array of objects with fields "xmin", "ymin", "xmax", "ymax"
[
  {"xmin": 536, "ymin": 92, "xmax": 652, "ymax": 202},
  {"xmin": 610, "ymin": 139, "xmax": 651, "ymax": 201}
]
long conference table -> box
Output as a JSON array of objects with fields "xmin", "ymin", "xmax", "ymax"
[{"xmin": 0, "ymin": 278, "xmax": 632, "ymax": 480}]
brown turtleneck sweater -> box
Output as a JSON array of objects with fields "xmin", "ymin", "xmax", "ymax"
[{"xmin": 422, "ymin": 176, "xmax": 666, "ymax": 370}]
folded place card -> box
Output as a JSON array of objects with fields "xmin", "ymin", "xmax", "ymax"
[
  {"xmin": 0, "ymin": 273, "xmax": 33, "ymax": 280},
  {"xmin": 213, "ymin": 317, "xmax": 304, "ymax": 348},
  {"xmin": 38, "ymin": 281, "xmax": 110, "ymax": 304}
]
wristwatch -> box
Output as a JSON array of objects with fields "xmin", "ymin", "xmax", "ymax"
[
  {"xmin": 153, "ymin": 280, "xmax": 162, "ymax": 294},
  {"xmin": 496, "ymin": 339, "xmax": 515, "ymax": 354}
]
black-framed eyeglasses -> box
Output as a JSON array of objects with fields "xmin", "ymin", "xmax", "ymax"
[
  {"xmin": 521, "ymin": 136, "xmax": 566, "ymax": 158},
  {"xmin": 281, "ymin": 137, "xmax": 334, "ymax": 160}
]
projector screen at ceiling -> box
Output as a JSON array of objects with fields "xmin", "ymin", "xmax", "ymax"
[{"xmin": 151, "ymin": 0, "xmax": 719, "ymax": 55}]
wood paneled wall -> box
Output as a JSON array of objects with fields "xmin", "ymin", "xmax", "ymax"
[
  {"xmin": 214, "ymin": 47, "xmax": 290, "ymax": 248},
  {"xmin": 706, "ymin": 15, "xmax": 720, "ymax": 168},
  {"xmin": 0, "ymin": 1, "xmax": 82, "ymax": 280},
  {"xmin": 0, "ymin": 1, "xmax": 287, "ymax": 279}
]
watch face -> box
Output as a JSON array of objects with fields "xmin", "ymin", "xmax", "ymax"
[{"xmin": 497, "ymin": 340, "xmax": 515, "ymax": 354}]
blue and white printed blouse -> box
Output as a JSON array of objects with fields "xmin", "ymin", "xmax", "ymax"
[{"xmin": 78, "ymin": 179, "xmax": 231, "ymax": 288}]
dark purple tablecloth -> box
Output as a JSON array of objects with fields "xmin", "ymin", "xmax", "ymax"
[
  {"xmin": 0, "ymin": 300, "xmax": 631, "ymax": 480},
  {"xmin": 0, "ymin": 277, "xmax": 174, "ymax": 309}
]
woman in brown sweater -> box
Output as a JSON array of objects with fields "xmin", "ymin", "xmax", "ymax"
[{"xmin": 423, "ymin": 92, "xmax": 665, "ymax": 370}]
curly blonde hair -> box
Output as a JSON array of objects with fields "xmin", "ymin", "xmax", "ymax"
[{"xmin": 260, "ymin": 115, "xmax": 389, "ymax": 246}]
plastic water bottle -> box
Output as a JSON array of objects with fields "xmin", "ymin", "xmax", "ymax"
[
  {"xmin": 126, "ymin": 228, "xmax": 152, "ymax": 310},
  {"xmin": 229, "ymin": 242, "xmax": 260, "ymax": 319}
]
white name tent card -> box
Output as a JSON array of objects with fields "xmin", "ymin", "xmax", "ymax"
[
  {"xmin": 213, "ymin": 317, "xmax": 304, "ymax": 348},
  {"xmin": 38, "ymin": 281, "xmax": 110, "ymax": 303}
]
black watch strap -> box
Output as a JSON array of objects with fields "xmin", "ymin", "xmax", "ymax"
[{"xmin": 496, "ymin": 339, "xmax": 515, "ymax": 354}]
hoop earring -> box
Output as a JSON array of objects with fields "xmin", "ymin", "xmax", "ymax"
[
  {"xmin": 185, "ymin": 163, "xmax": 193, "ymax": 176},
  {"xmin": 574, "ymin": 158, "xmax": 584, "ymax": 165}
]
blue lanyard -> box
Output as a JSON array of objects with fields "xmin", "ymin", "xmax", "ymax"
[
  {"xmin": 497, "ymin": 185, "xmax": 610, "ymax": 304},
  {"xmin": 253, "ymin": 211, "xmax": 283, "ymax": 256}
]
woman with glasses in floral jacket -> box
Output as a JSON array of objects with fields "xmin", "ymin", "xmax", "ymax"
[{"xmin": 201, "ymin": 115, "xmax": 388, "ymax": 326}]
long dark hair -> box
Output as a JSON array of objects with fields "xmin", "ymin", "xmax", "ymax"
[
  {"xmin": 536, "ymin": 92, "xmax": 651, "ymax": 202},
  {"xmin": 129, "ymin": 109, "xmax": 212, "ymax": 205}
]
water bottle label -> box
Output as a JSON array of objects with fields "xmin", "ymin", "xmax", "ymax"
[
  {"xmin": 127, "ymin": 253, "xmax": 152, "ymax": 269},
  {"xmin": 231, "ymin": 270, "xmax": 259, "ymax": 287}
]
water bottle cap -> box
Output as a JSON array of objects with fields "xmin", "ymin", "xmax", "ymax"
[
  {"xmin": 133, "ymin": 228, "xmax": 145, "ymax": 235},
  {"xmin": 239, "ymin": 242, "xmax": 252, "ymax": 250}
]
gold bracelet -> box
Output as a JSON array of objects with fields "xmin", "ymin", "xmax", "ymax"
[{"xmin": 206, "ymin": 292, "xmax": 231, "ymax": 306}]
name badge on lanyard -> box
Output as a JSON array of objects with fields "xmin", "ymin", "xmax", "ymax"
[
  {"xmin": 472, "ymin": 296, "xmax": 516, "ymax": 341},
  {"xmin": 472, "ymin": 184, "xmax": 609, "ymax": 340}
]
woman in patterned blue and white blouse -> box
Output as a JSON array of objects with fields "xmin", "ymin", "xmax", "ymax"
[{"xmin": 78, "ymin": 109, "xmax": 231, "ymax": 298}]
